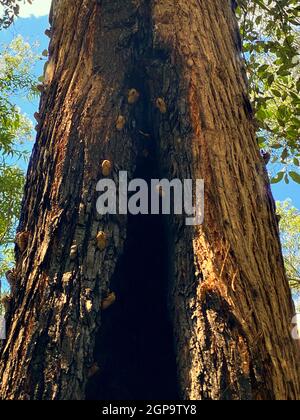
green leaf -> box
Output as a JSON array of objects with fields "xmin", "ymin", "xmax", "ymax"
[
  {"xmin": 281, "ymin": 148, "xmax": 289, "ymax": 161},
  {"xmin": 271, "ymin": 172, "xmax": 285, "ymax": 184},
  {"xmin": 293, "ymin": 158, "xmax": 300, "ymax": 167},
  {"xmin": 272, "ymin": 89, "xmax": 282, "ymax": 98},
  {"xmin": 289, "ymin": 171, "xmax": 300, "ymax": 184}
]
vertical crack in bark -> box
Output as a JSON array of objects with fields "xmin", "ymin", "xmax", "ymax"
[{"xmin": 86, "ymin": 3, "xmax": 180, "ymax": 397}]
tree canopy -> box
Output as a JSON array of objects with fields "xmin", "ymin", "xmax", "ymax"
[
  {"xmin": 0, "ymin": 36, "xmax": 37, "ymax": 282},
  {"xmin": 237, "ymin": 0, "xmax": 300, "ymax": 184},
  {"xmin": 0, "ymin": 0, "xmax": 32, "ymax": 28}
]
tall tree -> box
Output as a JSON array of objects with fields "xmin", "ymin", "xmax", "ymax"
[{"xmin": 0, "ymin": 0, "xmax": 299, "ymax": 400}]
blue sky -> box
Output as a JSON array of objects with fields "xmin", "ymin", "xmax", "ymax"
[{"xmin": 0, "ymin": 2, "xmax": 299, "ymax": 209}]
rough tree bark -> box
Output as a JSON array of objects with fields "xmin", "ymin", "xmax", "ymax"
[{"xmin": 0, "ymin": 0, "xmax": 299, "ymax": 400}]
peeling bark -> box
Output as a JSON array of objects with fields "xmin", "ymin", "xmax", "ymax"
[{"xmin": 0, "ymin": 0, "xmax": 299, "ymax": 400}]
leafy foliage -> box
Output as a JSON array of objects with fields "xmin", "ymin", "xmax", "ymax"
[
  {"xmin": 277, "ymin": 200, "xmax": 300, "ymax": 291},
  {"xmin": 237, "ymin": 0, "xmax": 300, "ymax": 184},
  {"xmin": 0, "ymin": 0, "xmax": 32, "ymax": 28},
  {"xmin": 0, "ymin": 36, "xmax": 36, "ymax": 156},
  {"xmin": 0, "ymin": 36, "xmax": 38, "ymax": 287},
  {"xmin": 0, "ymin": 290, "xmax": 8, "ymax": 315},
  {"xmin": 0, "ymin": 247, "xmax": 12, "ymax": 314},
  {"xmin": 0, "ymin": 165, "xmax": 24, "ymax": 246}
]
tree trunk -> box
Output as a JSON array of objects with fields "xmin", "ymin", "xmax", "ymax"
[{"xmin": 0, "ymin": 0, "xmax": 299, "ymax": 400}]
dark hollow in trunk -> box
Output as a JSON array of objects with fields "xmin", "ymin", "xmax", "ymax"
[
  {"xmin": 86, "ymin": 214, "xmax": 179, "ymax": 400},
  {"xmin": 86, "ymin": 138, "xmax": 179, "ymax": 400}
]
